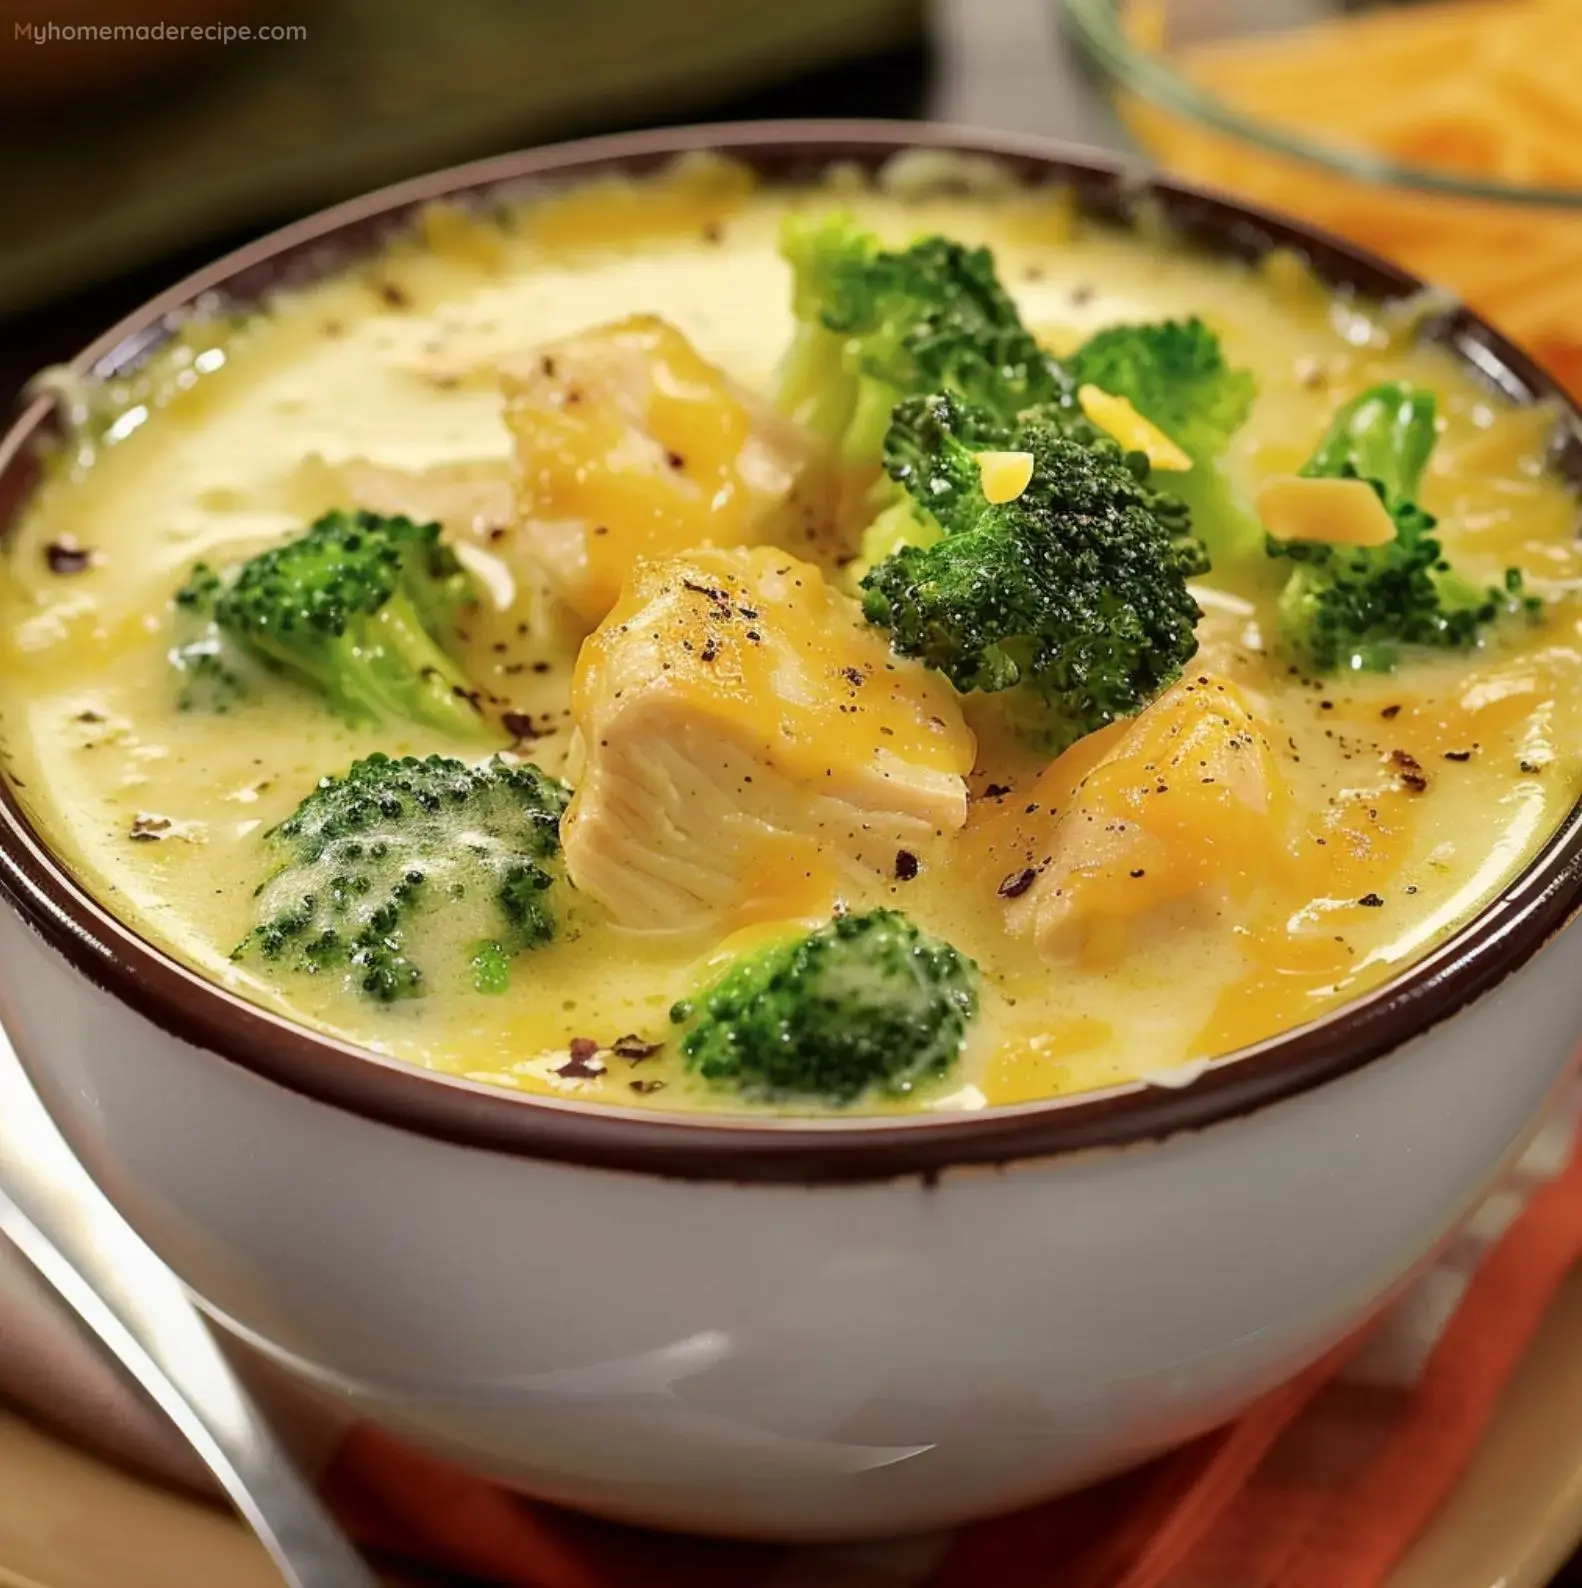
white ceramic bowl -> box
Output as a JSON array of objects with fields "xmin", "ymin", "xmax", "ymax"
[{"xmin": 1, "ymin": 122, "xmax": 1581, "ymax": 1543}]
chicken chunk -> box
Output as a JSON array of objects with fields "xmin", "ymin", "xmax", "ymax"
[
  {"xmin": 563, "ymin": 546, "xmax": 975, "ymax": 930},
  {"xmin": 501, "ymin": 316, "xmax": 815, "ymax": 628},
  {"xmin": 1000, "ymin": 675, "xmax": 1287, "ymax": 960}
]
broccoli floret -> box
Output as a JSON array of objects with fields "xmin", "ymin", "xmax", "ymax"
[
  {"xmin": 847, "ymin": 393, "xmax": 1008, "ymax": 581},
  {"xmin": 1268, "ymin": 382, "xmax": 1537, "ymax": 672},
  {"xmin": 1068, "ymin": 316, "xmax": 1259, "ymax": 560},
  {"xmin": 671, "ymin": 908, "xmax": 979, "ymax": 1104},
  {"xmin": 1067, "ymin": 316, "xmax": 1254, "ymax": 465},
  {"xmin": 237, "ymin": 752, "xmax": 571, "ymax": 1003},
  {"xmin": 182, "ymin": 510, "xmax": 497, "ymax": 738},
  {"xmin": 170, "ymin": 563, "xmax": 257, "ymax": 714},
  {"xmin": 774, "ymin": 212, "xmax": 1078, "ymax": 467},
  {"xmin": 860, "ymin": 396, "xmax": 1208, "ymax": 751}
]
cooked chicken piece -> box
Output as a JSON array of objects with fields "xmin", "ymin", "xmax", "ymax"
[
  {"xmin": 292, "ymin": 452, "xmax": 513, "ymax": 541},
  {"xmin": 563, "ymin": 546, "xmax": 975, "ymax": 931},
  {"xmin": 1001, "ymin": 675, "xmax": 1287, "ymax": 960},
  {"xmin": 501, "ymin": 315, "xmax": 814, "ymax": 628}
]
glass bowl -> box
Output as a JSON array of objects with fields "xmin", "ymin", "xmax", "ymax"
[{"xmin": 1062, "ymin": 0, "xmax": 1582, "ymax": 393}]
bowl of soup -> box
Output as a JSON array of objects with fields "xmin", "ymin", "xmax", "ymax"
[{"xmin": 0, "ymin": 122, "xmax": 1579, "ymax": 1541}]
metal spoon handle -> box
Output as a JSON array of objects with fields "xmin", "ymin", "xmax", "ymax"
[{"xmin": 0, "ymin": 1045, "xmax": 378, "ymax": 1588}]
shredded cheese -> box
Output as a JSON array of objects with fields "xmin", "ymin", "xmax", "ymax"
[
  {"xmin": 1256, "ymin": 474, "xmax": 1398, "ymax": 547},
  {"xmin": 976, "ymin": 450, "xmax": 1035, "ymax": 504},
  {"xmin": 1076, "ymin": 385, "xmax": 1192, "ymax": 471}
]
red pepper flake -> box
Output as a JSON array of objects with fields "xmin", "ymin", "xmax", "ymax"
[
  {"xmin": 555, "ymin": 1038, "xmax": 605, "ymax": 1079},
  {"xmin": 44, "ymin": 538, "xmax": 94, "ymax": 575},
  {"xmin": 998, "ymin": 867, "xmax": 1038, "ymax": 899},
  {"xmin": 502, "ymin": 710, "xmax": 545, "ymax": 742},
  {"xmin": 894, "ymin": 850, "xmax": 920, "ymax": 882},
  {"xmin": 611, "ymin": 1034, "xmax": 662, "ymax": 1063}
]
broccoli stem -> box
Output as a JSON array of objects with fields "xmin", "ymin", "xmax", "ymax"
[{"xmin": 337, "ymin": 593, "xmax": 494, "ymax": 739}]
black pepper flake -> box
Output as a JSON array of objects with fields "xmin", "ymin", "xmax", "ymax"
[
  {"xmin": 532, "ymin": 660, "xmax": 552, "ymax": 674},
  {"xmin": 376, "ymin": 280, "xmax": 410, "ymax": 309},
  {"xmin": 982, "ymin": 783, "xmax": 1011, "ymax": 800},
  {"xmin": 1358, "ymin": 892, "xmax": 1386, "ymax": 908},
  {"xmin": 502, "ymin": 710, "xmax": 545, "ymax": 742},
  {"xmin": 74, "ymin": 709, "xmax": 105, "ymax": 724},
  {"xmin": 555, "ymin": 1037, "xmax": 605, "ymax": 1079},
  {"xmin": 1388, "ymin": 749, "xmax": 1428, "ymax": 793},
  {"xmin": 1129, "ymin": 868, "xmax": 1146, "ymax": 879},
  {"xmin": 630, "ymin": 1079, "xmax": 667, "ymax": 1094},
  {"xmin": 841, "ymin": 665, "xmax": 864, "ymax": 688},
  {"xmin": 699, "ymin": 637, "xmax": 719, "ymax": 663},
  {"xmin": 894, "ymin": 850, "xmax": 920, "ymax": 882},
  {"xmin": 701, "ymin": 221, "xmax": 723, "ymax": 244},
  {"xmin": 44, "ymin": 538, "xmax": 93, "ymax": 575},
  {"xmin": 611, "ymin": 1034, "xmax": 662, "ymax": 1062},
  {"xmin": 1443, "ymin": 749, "xmax": 1473, "ymax": 762},
  {"xmin": 488, "ymin": 525, "xmax": 509, "ymax": 544},
  {"xmin": 128, "ymin": 814, "xmax": 172, "ymax": 842},
  {"xmin": 998, "ymin": 867, "xmax": 1038, "ymax": 899},
  {"xmin": 1520, "ymin": 759, "xmax": 1544, "ymax": 774},
  {"xmin": 1405, "ymin": 884, "xmax": 1419, "ymax": 895},
  {"xmin": 665, "ymin": 450, "xmax": 686, "ymax": 471},
  {"xmin": 1380, "ymin": 704, "xmax": 1402, "ymax": 720}
]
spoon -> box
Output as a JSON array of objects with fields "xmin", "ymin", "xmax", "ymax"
[{"xmin": 0, "ymin": 1027, "xmax": 379, "ymax": 1588}]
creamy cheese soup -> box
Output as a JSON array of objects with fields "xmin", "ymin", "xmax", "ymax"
[{"xmin": 3, "ymin": 154, "xmax": 1579, "ymax": 1114}]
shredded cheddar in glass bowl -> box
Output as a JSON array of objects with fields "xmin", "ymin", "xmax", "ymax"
[{"xmin": 1064, "ymin": 0, "xmax": 1582, "ymax": 396}]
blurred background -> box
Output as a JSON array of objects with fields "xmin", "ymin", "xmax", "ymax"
[{"xmin": 3, "ymin": 0, "xmax": 1578, "ymax": 405}]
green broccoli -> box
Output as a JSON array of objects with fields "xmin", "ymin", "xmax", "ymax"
[
  {"xmin": 238, "ymin": 752, "xmax": 571, "ymax": 1003},
  {"xmin": 671, "ymin": 908, "xmax": 979, "ymax": 1105},
  {"xmin": 859, "ymin": 394, "xmax": 1207, "ymax": 751},
  {"xmin": 847, "ymin": 392, "xmax": 1008, "ymax": 579},
  {"xmin": 1067, "ymin": 316, "xmax": 1259, "ymax": 559},
  {"xmin": 1067, "ymin": 316, "xmax": 1254, "ymax": 465},
  {"xmin": 774, "ymin": 211, "xmax": 1080, "ymax": 467},
  {"xmin": 169, "ymin": 563, "xmax": 258, "ymax": 714},
  {"xmin": 1268, "ymin": 382, "xmax": 1537, "ymax": 672},
  {"xmin": 176, "ymin": 510, "xmax": 497, "ymax": 738}
]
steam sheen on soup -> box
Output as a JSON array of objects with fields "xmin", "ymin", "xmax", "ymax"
[{"xmin": 2, "ymin": 155, "xmax": 1579, "ymax": 1115}]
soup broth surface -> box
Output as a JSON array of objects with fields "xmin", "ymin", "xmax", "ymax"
[{"xmin": 4, "ymin": 160, "xmax": 1579, "ymax": 1114}]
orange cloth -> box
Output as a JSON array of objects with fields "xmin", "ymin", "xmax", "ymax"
[{"xmin": 324, "ymin": 1139, "xmax": 1582, "ymax": 1588}]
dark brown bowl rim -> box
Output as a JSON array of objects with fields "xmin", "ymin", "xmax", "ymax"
[{"xmin": 1, "ymin": 119, "xmax": 1580, "ymax": 1186}]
